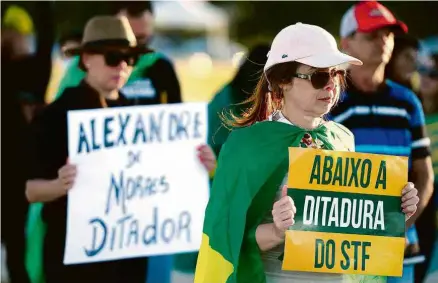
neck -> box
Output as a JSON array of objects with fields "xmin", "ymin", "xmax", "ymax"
[
  {"xmin": 281, "ymin": 108, "xmax": 322, "ymax": 130},
  {"xmin": 85, "ymin": 76, "xmax": 119, "ymax": 100},
  {"xmin": 349, "ymin": 62, "xmax": 386, "ymax": 92}
]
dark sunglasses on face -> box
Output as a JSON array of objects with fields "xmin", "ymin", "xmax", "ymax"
[
  {"xmin": 101, "ymin": 51, "xmax": 139, "ymax": 67},
  {"xmin": 293, "ymin": 69, "xmax": 346, "ymax": 89}
]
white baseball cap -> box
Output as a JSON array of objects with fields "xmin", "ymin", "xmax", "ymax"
[{"xmin": 264, "ymin": 22, "xmax": 362, "ymax": 72}]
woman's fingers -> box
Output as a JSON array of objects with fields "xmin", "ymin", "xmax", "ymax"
[
  {"xmin": 401, "ymin": 182, "xmax": 415, "ymax": 195},
  {"xmin": 402, "ymin": 195, "xmax": 419, "ymax": 208},
  {"xmin": 273, "ymin": 195, "xmax": 295, "ymax": 210},
  {"xmin": 401, "ymin": 187, "xmax": 417, "ymax": 202},
  {"xmin": 403, "ymin": 204, "xmax": 417, "ymax": 216},
  {"xmin": 281, "ymin": 218, "xmax": 295, "ymax": 229}
]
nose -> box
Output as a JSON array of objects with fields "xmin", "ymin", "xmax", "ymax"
[
  {"xmin": 324, "ymin": 77, "xmax": 335, "ymax": 92},
  {"xmin": 114, "ymin": 60, "xmax": 128, "ymax": 70}
]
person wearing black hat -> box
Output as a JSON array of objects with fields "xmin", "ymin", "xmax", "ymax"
[
  {"xmin": 25, "ymin": 15, "xmax": 153, "ymax": 283},
  {"xmin": 55, "ymin": 1, "xmax": 181, "ymax": 107}
]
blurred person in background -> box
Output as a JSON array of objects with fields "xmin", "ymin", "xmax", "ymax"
[
  {"xmin": 54, "ymin": 1, "xmax": 181, "ymax": 106},
  {"xmin": 387, "ymin": 36, "xmax": 438, "ymax": 282},
  {"xmin": 58, "ymin": 30, "xmax": 83, "ymax": 61},
  {"xmin": 1, "ymin": 3, "xmax": 54, "ymax": 120},
  {"xmin": 1, "ymin": 3, "xmax": 54, "ymax": 283},
  {"xmin": 419, "ymin": 53, "xmax": 438, "ymax": 283},
  {"xmin": 330, "ymin": 2, "xmax": 434, "ymax": 282},
  {"xmin": 208, "ymin": 43, "xmax": 270, "ymax": 157},
  {"xmin": 385, "ymin": 34, "xmax": 421, "ymax": 94},
  {"xmin": 419, "ymin": 54, "xmax": 438, "ymax": 114},
  {"xmin": 25, "ymin": 16, "xmax": 153, "ymax": 283}
]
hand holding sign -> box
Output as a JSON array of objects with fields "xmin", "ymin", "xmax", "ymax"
[
  {"xmin": 272, "ymin": 185, "xmax": 297, "ymax": 238},
  {"xmin": 57, "ymin": 160, "xmax": 77, "ymax": 193},
  {"xmin": 401, "ymin": 182, "xmax": 419, "ymax": 220},
  {"xmin": 197, "ymin": 144, "xmax": 216, "ymax": 173}
]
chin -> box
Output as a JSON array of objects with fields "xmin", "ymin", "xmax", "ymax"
[
  {"xmin": 313, "ymin": 107, "xmax": 331, "ymax": 117},
  {"xmin": 117, "ymin": 81, "xmax": 128, "ymax": 89},
  {"xmin": 103, "ymin": 82, "xmax": 120, "ymax": 92}
]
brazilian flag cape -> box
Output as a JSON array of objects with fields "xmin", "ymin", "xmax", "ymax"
[{"xmin": 194, "ymin": 120, "xmax": 386, "ymax": 283}]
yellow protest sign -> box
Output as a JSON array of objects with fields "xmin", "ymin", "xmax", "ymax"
[{"xmin": 282, "ymin": 147, "xmax": 407, "ymax": 277}]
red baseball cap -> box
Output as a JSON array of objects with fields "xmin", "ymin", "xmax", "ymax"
[{"xmin": 340, "ymin": 1, "xmax": 408, "ymax": 38}]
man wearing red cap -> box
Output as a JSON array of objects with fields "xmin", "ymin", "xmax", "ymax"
[{"xmin": 330, "ymin": 2, "xmax": 434, "ymax": 282}]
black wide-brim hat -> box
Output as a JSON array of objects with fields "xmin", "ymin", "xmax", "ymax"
[{"xmin": 64, "ymin": 15, "xmax": 153, "ymax": 56}]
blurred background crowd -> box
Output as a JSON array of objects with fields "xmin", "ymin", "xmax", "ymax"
[{"xmin": 1, "ymin": 1, "xmax": 438, "ymax": 283}]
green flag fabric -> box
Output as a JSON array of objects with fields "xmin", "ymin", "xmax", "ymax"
[
  {"xmin": 208, "ymin": 85, "xmax": 234, "ymax": 156},
  {"xmin": 208, "ymin": 84, "xmax": 250, "ymax": 157},
  {"xmin": 171, "ymin": 84, "xmax": 250, "ymax": 276},
  {"xmin": 194, "ymin": 120, "xmax": 359, "ymax": 283},
  {"xmin": 25, "ymin": 202, "xmax": 46, "ymax": 283}
]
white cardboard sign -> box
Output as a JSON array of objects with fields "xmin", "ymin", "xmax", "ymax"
[{"xmin": 64, "ymin": 103, "xmax": 209, "ymax": 265}]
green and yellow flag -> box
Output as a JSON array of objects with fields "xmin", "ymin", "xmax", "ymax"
[{"xmin": 194, "ymin": 121, "xmax": 354, "ymax": 283}]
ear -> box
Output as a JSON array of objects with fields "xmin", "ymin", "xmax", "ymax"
[
  {"xmin": 277, "ymin": 84, "xmax": 288, "ymax": 96},
  {"xmin": 81, "ymin": 53, "xmax": 91, "ymax": 68},
  {"xmin": 340, "ymin": 37, "xmax": 350, "ymax": 53}
]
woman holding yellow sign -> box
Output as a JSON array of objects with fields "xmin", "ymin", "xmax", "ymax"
[{"xmin": 194, "ymin": 23, "xmax": 419, "ymax": 283}]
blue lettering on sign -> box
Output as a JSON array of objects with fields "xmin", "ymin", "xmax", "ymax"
[
  {"xmin": 83, "ymin": 208, "xmax": 192, "ymax": 257},
  {"xmin": 75, "ymin": 106, "xmax": 204, "ymax": 259},
  {"xmin": 105, "ymin": 171, "xmax": 169, "ymax": 215},
  {"xmin": 76, "ymin": 110, "xmax": 203, "ymax": 155}
]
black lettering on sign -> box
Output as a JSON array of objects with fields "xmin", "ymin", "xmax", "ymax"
[{"xmin": 309, "ymin": 155, "xmax": 377, "ymax": 189}]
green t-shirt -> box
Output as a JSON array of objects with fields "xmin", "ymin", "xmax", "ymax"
[{"xmin": 207, "ymin": 84, "xmax": 251, "ymax": 157}]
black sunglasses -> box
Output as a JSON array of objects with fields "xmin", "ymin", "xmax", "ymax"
[
  {"xmin": 293, "ymin": 69, "xmax": 346, "ymax": 89},
  {"xmin": 100, "ymin": 51, "xmax": 139, "ymax": 67}
]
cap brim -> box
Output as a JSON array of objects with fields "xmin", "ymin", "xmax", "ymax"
[
  {"xmin": 296, "ymin": 51, "xmax": 363, "ymax": 68},
  {"xmin": 359, "ymin": 20, "xmax": 408, "ymax": 35}
]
